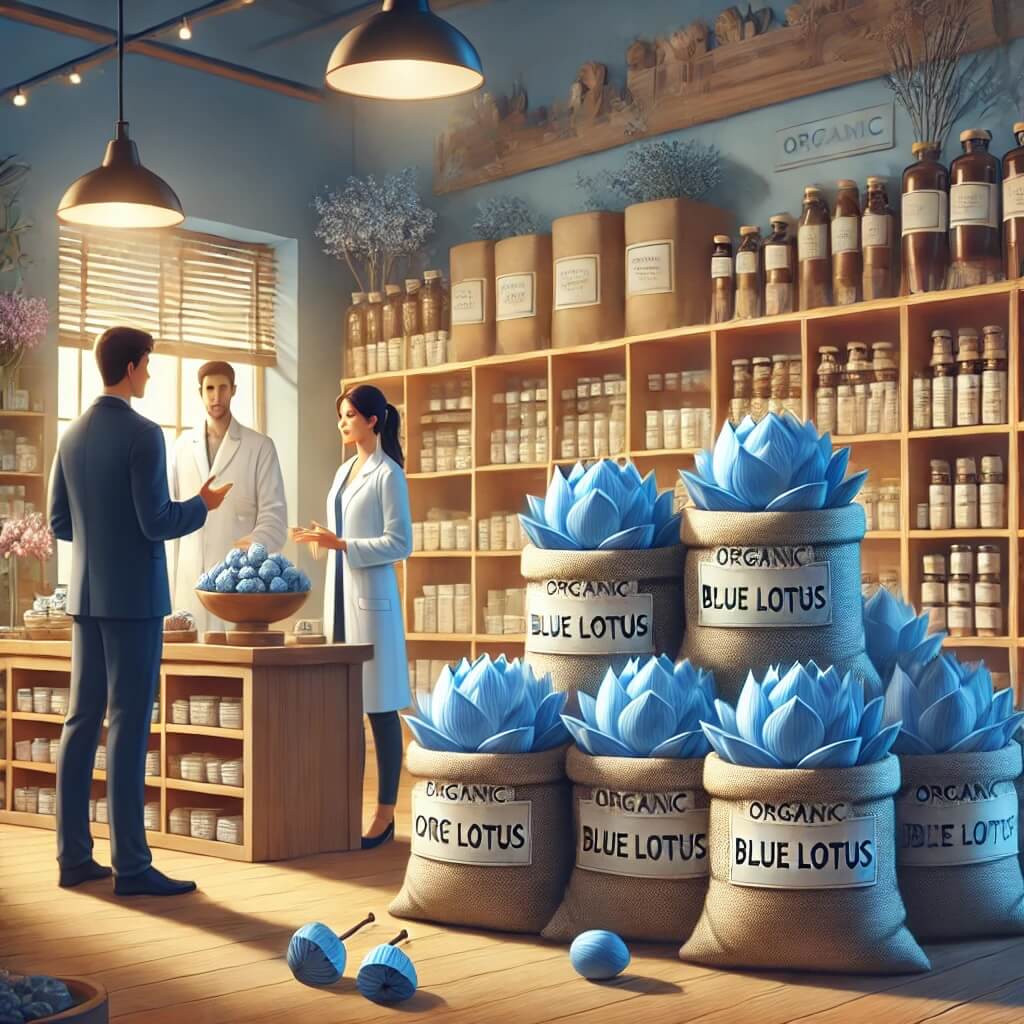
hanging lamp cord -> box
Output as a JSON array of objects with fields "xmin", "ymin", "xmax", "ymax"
[{"xmin": 117, "ymin": 0, "xmax": 125, "ymax": 130}]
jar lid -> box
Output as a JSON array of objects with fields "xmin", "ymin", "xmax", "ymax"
[
  {"xmin": 977, "ymin": 544, "xmax": 999, "ymax": 553},
  {"xmin": 772, "ymin": 353, "xmax": 789, "ymax": 361},
  {"xmin": 731, "ymin": 358, "xmax": 750, "ymax": 365},
  {"xmin": 1015, "ymin": 122, "xmax": 1024, "ymax": 136},
  {"xmin": 872, "ymin": 341, "xmax": 894, "ymax": 350},
  {"xmin": 384, "ymin": 283, "xmax": 401, "ymax": 295},
  {"xmin": 922, "ymin": 553, "xmax": 947, "ymax": 572},
  {"xmin": 931, "ymin": 328, "xmax": 952, "ymax": 338},
  {"xmin": 837, "ymin": 178, "xmax": 858, "ymax": 188},
  {"xmin": 713, "ymin": 234, "xmax": 731, "ymax": 244},
  {"xmin": 352, "ymin": 292, "xmax": 366, "ymax": 301},
  {"xmin": 950, "ymin": 543, "xmax": 973, "ymax": 552},
  {"xmin": 911, "ymin": 140, "xmax": 940, "ymax": 154},
  {"xmin": 405, "ymin": 278, "xmax": 420, "ymax": 289},
  {"xmin": 981, "ymin": 454, "xmax": 1003, "ymax": 472},
  {"xmin": 930, "ymin": 458, "xmax": 950, "ymax": 470},
  {"xmin": 368, "ymin": 291, "xmax": 382, "ymax": 301},
  {"xmin": 739, "ymin": 225, "xmax": 759, "ymax": 234},
  {"xmin": 981, "ymin": 324, "xmax": 1004, "ymax": 334},
  {"xmin": 752, "ymin": 356, "xmax": 771, "ymax": 364},
  {"xmin": 960, "ymin": 128, "xmax": 992, "ymax": 141},
  {"xmin": 424, "ymin": 269, "xmax": 442, "ymax": 280},
  {"xmin": 819, "ymin": 345, "xmax": 839, "ymax": 354},
  {"xmin": 769, "ymin": 212, "xmax": 792, "ymax": 223},
  {"xmin": 803, "ymin": 185, "xmax": 822, "ymax": 195},
  {"xmin": 955, "ymin": 456, "xmax": 976, "ymax": 474},
  {"xmin": 865, "ymin": 175, "xmax": 887, "ymax": 185}
]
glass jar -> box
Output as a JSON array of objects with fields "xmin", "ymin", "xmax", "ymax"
[
  {"xmin": 974, "ymin": 566, "xmax": 1003, "ymax": 637},
  {"xmin": 798, "ymin": 186, "xmax": 831, "ymax": 309},
  {"xmin": 735, "ymin": 225, "xmax": 763, "ymax": 319},
  {"xmin": 976, "ymin": 544, "xmax": 1000, "ymax": 576},
  {"xmin": 365, "ymin": 291, "xmax": 383, "ymax": 349},
  {"xmin": 836, "ymin": 383, "xmax": 856, "ymax": 437},
  {"xmin": 861, "ymin": 571, "xmax": 879, "ymax": 598},
  {"xmin": 1004, "ymin": 121, "xmax": 1024, "ymax": 280},
  {"xmin": 764, "ymin": 214, "xmax": 795, "ymax": 315},
  {"xmin": 382, "ymin": 283, "xmax": 403, "ymax": 342},
  {"xmin": 560, "ymin": 388, "xmax": 577, "ymax": 459},
  {"xmin": 872, "ymin": 342, "xmax": 899, "ymax": 433},
  {"xmin": 947, "ymin": 583, "xmax": 974, "ymax": 637},
  {"xmin": 786, "ymin": 354, "xmax": 802, "ymax": 417},
  {"xmin": 831, "ymin": 178, "xmax": 862, "ymax": 305},
  {"xmin": 921, "ymin": 552, "xmax": 947, "ymax": 633},
  {"xmin": 420, "ymin": 270, "xmax": 443, "ymax": 334},
  {"xmin": 730, "ymin": 358, "xmax": 752, "ymax": 424},
  {"xmin": 749, "ymin": 357, "xmax": 771, "ymax": 422},
  {"xmin": 610, "ymin": 391, "xmax": 626, "ymax": 456},
  {"xmin": 345, "ymin": 291, "xmax": 366, "ymax": 377},
  {"xmin": 955, "ymin": 328, "xmax": 981, "ymax": 427},
  {"xmin": 815, "ymin": 346, "xmax": 840, "ymax": 434},
  {"xmin": 878, "ymin": 480, "xmax": 901, "ymax": 531},
  {"xmin": 930, "ymin": 329, "xmax": 955, "ymax": 429},
  {"xmin": 769, "ymin": 354, "xmax": 788, "ymax": 416},
  {"xmin": 948, "ymin": 128, "xmax": 1003, "ymax": 288},
  {"xmin": 929, "ymin": 459, "xmax": 952, "ymax": 530},
  {"xmin": 947, "ymin": 570, "xmax": 973, "ymax": 608},
  {"xmin": 862, "ymin": 176, "xmax": 896, "ymax": 299},
  {"xmin": 979, "ymin": 454, "xmax": 1005, "ymax": 528},
  {"xmin": 402, "ymin": 279, "xmax": 421, "ymax": 337},
  {"xmin": 981, "ymin": 325, "xmax": 1007, "ymax": 424},
  {"xmin": 912, "ymin": 370, "xmax": 932, "ymax": 431},
  {"xmin": 953, "ymin": 456, "xmax": 978, "ymax": 530},
  {"xmin": 949, "ymin": 543, "xmax": 973, "ymax": 577},
  {"xmin": 859, "ymin": 486, "xmax": 878, "ymax": 532},
  {"xmin": 880, "ymin": 568, "xmax": 900, "ymax": 595},
  {"xmin": 710, "ymin": 234, "xmax": 734, "ymax": 323},
  {"xmin": 901, "ymin": 141, "xmax": 949, "ymax": 294},
  {"xmin": 845, "ymin": 341, "xmax": 871, "ymax": 435},
  {"xmin": 916, "ymin": 502, "xmax": 930, "ymax": 529}
]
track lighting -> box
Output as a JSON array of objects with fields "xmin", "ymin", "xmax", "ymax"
[{"xmin": 12, "ymin": 89, "xmax": 27, "ymax": 107}]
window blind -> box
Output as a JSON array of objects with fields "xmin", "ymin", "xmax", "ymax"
[{"xmin": 58, "ymin": 225, "xmax": 277, "ymax": 365}]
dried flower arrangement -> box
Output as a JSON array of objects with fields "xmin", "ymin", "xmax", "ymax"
[
  {"xmin": 575, "ymin": 138, "xmax": 720, "ymax": 211},
  {"xmin": 0, "ymin": 290, "xmax": 48, "ymax": 380},
  {"xmin": 312, "ymin": 167, "xmax": 437, "ymax": 292},
  {"xmin": 0, "ymin": 513, "xmax": 54, "ymax": 562},
  {"xmin": 0, "ymin": 156, "xmax": 31, "ymax": 289},
  {"xmin": 472, "ymin": 195, "xmax": 541, "ymax": 241}
]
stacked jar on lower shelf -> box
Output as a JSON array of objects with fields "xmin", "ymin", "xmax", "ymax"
[
  {"xmin": 412, "ymin": 584, "xmax": 472, "ymax": 635},
  {"xmin": 477, "ymin": 512, "xmax": 526, "ymax": 552},
  {"xmin": 483, "ymin": 587, "xmax": 527, "ymax": 636},
  {"xmin": 168, "ymin": 753, "xmax": 243, "ymax": 787},
  {"xmin": 411, "ymin": 510, "xmax": 472, "ymax": 552},
  {"xmin": 856, "ymin": 481, "xmax": 902, "ymax": 531},
  {"xmin": 920, "ymin": 545, "xmax": 1003, "ymax": 637},
  {"xmin": 410, "ymin": 658, "xmax": 451, "ymax": 691},
  {"xmin": 489, "ymin": 376, "xmax": 548, "ymax": 465},
  {"xmin": 923, "ymin": 455, "xmax": 1005, "ymax": 530},
  {"xmin": 169, "ymin": 806, "xmax": 243, "ymax": 844},
  {"xmin": 559, "ymin": 374, "xmax": 626, "ymax": 460},
  {"xmin": 644, "ymin": 370, "xmax": 712, "ymax": 450},
  {"xmin": 731, "ymin": 354, "xmax": 801, "ymax": 425},
  {"xmin": 815, "ymin": 341, "xmax": 899, "ymax": 436}
]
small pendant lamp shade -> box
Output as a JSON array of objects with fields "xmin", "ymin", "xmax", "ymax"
[{"xmin": 325, "ymin": 0, "xmax": 483, "ymax": 101}]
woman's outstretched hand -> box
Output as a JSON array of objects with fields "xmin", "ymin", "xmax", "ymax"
[{"xmin": 291, "ymin": 522, "xmax": 346, "ymax": 560}]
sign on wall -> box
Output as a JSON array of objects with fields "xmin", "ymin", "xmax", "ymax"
[{"xmin": 774, "ymin": 103, "xmax": 895, "ymax": 172}]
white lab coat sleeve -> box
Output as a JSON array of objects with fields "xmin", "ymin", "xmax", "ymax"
[
  {"xmin": 249, "ymin": 437, "xmax": 288, "ymax": 552},
  {"xmin": 167, "ymin": 437, "xmax": 182, "ymax": 596},
  {"xmin": 344, "ymin": 467, "xmax": 413, "ymax": 569}
]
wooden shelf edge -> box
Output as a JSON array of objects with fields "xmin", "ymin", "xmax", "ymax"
[
  {"xmin": 165, "ymin": 777, "xmax": 244, "ymax": 798},
  {"xmin": 909, "ymin": 424, "xmax": 1011, "ymax": 440},
  {"xmin": 409, "ymin": 551, "xmax": 472, "ymax": 559},
  {"xmin": 407, "ymin": 633, "xmax": 475, "ymax": 643},
  {"xmin": 165, "ymin": 724, "xmax": 245, "ymax": 740},
  {"xmin": 908, "ymin": 529, "xmax": 1011, "ymax": 539},
  {"xmin": 475, "ymin": 462, "xmax": 550, "ymax": 473}
]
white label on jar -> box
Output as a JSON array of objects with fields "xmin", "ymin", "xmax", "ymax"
[
  {"xmin": 948, "ymin": 604, "xmax": 973, "ymax": 630},
  {"xmin": 920, "ymin": 580, "xmax": 945, "ymax": 605},
  {"xmin": 730, "ymin": 805, "xmax": 877, "ymax": 889},
  {"xmin": 411, "ymin": 783, "xmax": 532, "ymax": 866},
  {"xmin": 831, "ymin": 216, "xmax": 859, "ymax": 253},
  {"xmin": 526, "ymin": 582, "xmax": 655, "ymax": 656},
  {"xmin": 451, "ymin": 278, "xmax": 486, "ymax": 325},
  {"xmin": 577, "ymin": 791, "xmax": 708, "ymax": 879},
  {"xmin": 954, "ymin": 485, "xmax": 978, "ymax": 529},
  {"xmin": 975, "ymin": 604, "xmax": 1002, "ymax": 632},
  {"xmin": 764, "ymin": 244, "xmax": 791, "ymax": 271},
  {"xmin": 932, "ymin": 377, "xmax": 954, "ymax": 428},
  {"xmin": 982, "ymin": 370, "xmax": 1007, "ymax": 424},
  {"xmin": 902, "ymin": 189, "xmax": 948, "ymax": 234},
  {"xmin": 554, "ymin": 255, "xmax": 600, "ymax": 309},
  {"xmin": 897, "ymin": 783, "xmax": 1017, "ymax": 867},
  {"xmin": 798, "ymin": 223, "xmax": 828, "ymax": 261},
  {"xmin": 698, "ymin": 550, "xmax": 831, "ymax": 628},
  {"xmin": 1003, "ymin": 174, "xmax": 1024, "ymax": 219},
  {"xmin": 912, "ymin": 378, "xmax": 932, "ymax": 430},
  {"xmin": 862, "ymin": 212, "xmax": 892, "ymax": 248},
  {"xmin": 956, "ymin": 374, "xmax": 980, "ymax": 426},
  {"xmin": 947, "ymin": 579, "xmax": 972, "ymax": 604},
  {"xmin": 735, "ymin": 251, "xmax": 758, "ymax": 275},
  {"xmin": 974, "ymin": 581, "xmax": 1001, "ymax": 605},
  {"xmin": 950, "ymin": 182, "xmax": 998, "ymax": 229},
  {"xmin": 711, "ymin": 255, "xmax": 733, "ymax": 279},
  {"xmin": 977, "ymin": 551, "xmax": 1000, "ymax": 575},
  {"xmin": 626, "ymin": 240, "xmax": 674, "ymax": 295},
  {"xmin": 979, "ymin": 483, "xmax": 1005, "ymax": 527},
  {"xmin": 495, "ymin": 272, "xmax": 536, "ymax": 320}
]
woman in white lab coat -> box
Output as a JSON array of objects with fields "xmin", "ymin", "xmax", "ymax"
[{"xmin": 293, "ymin": 384, "xmax": 412, "ymax": 848}]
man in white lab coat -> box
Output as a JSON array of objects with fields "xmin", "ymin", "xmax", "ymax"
[{"xmin": 169, "ymin": 361, "xmax": 288, "ymax": 631}]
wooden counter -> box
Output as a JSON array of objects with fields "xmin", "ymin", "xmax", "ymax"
[{"xmin": 0, "ymin": 639, "xmax": 373, "ymax": 862}]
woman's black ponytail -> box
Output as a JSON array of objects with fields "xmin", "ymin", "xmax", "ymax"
[{"xmin": 338, "ymin": 384, "xmax": 405, "ymax": 468}]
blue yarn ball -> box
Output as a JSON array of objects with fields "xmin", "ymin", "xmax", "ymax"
[
  {"xmin": 22, "ymin": 1003, "xmax": 54, "ymax": 1022},
  {"xmin": 569, "ymin": 930, "xmax": 630, "ymax": 980},
  {"xmin": 287, "ymin": 922, "xmax": 346, "ymax": 986},
  {"xmin": 269, "ymin": 576, "xmax": 288, "ymax": 593},
  {"xmin": 258, "ymin": 560, "xmax": 281, "ymax": 582},
  {"xmin": 238, "ymin": 566, "xmax": 257, "ymax": 581}
]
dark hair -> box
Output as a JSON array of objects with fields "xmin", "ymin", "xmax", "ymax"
[
  {"xmin": 94, "ymin": 326, "xmax": 154, "ymax": 386},
  {"xmin": 337, "ymin": 384, "xmax": 404, "ymax": 468},
  {"xmin": 197, "ymin": 360, "xmax": 236, "ymax": 387}
]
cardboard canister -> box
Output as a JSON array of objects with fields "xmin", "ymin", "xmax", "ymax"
[
  {"xmin": 551, "ymin": 212, "xmax": 624, "ymax": 348},
  {"xmin": 495, "ymin": 233, "xmax": 553, "ymax": 354},
  {"xmin": 625, "ymin": 197, "xmax": 733, "ymax": 334},
  {"xmin": 450, "ymin": 240, "xmax": 495, "ymax": 361}
]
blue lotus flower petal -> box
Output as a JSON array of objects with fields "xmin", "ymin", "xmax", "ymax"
[
  {"xmin": 702, "ymin": 722, "xmax": 783, "ymax": 768},
  {"xmin": 619, "ymin": 485, "xmax": 654, "ymax": 530},
  {"xmin": 734, "ymin": 415, "xmax": 758, "ymax": 443},
  {"xmin": 701, "ymin": 721, "xmax": 732, "ymax": 761},
  {"xmin": 575, "ymin": 460, "xmax": 627, "ymax": 506},
  {"xmin": 618, "ymin": 691, "xmax": 676, "ymax": 755},
  {"xmin": 748, "ymin": 417, "xmax": 800, "ymax": 479},
  {"xmin": 567, "ymin": 461, "xmax": 586, "ymax": 485},
  {"xmin": 1002, "ymin": 711, "xmax": 1024, "ymax": 747},
  {"xmin": 917, "ymin": 654, "xmax": 963, "ymax": 709},
  {"xmin": 857, "ymin": 696, "xmax": 884, "ymax": 740},
  {"xmin": 681, "ymin": 471, "xmax": 752, "ymax": 512},
  {"xmin": 714, "ymin": 698, "xmax": 738, "ymax": 736},
  {"xmin": 825, "ymin": 447, "xmax": 851, "ymax": 491},
  {"xmin": 566, "ymin": 489, "xmax": 621, "ymax": 549},
  {"xmin": 711, "ymin": 422, "xmax": 740, "ymax": 491},
  {"xmin": 430, "ymin": 666, "xmax": 455, "ymax": 722},
  {"xmin": 620, "ymin": 460, "xmax": 644, "ymax": 487},
  {"xmin": 768, "ymin": 661, "xmax": 804, "ymax": 709},
  {"xmin": 533, "ymin": 719, "xmax": 569, "ymax": 751},
  {"xmin": 791, "ymin": 446, "xmax": 828, "ymax": 487},
  {"xmin": 694, "ymin": 449, "xmax": 713, "ymax": 482},
  {"xmin": 897, "ymin": 611, "xmax": 928, "ymax": 653},
  {"xmin": 403, "ymin": 715, "xmax": 464, "ymax": 752},
  {"xmin": 650, "ymin": 729, "xmax": 709, "ymax": 759},
  {"xmin": 534, "ymin": 690, "xmax": 567, "ymax": 736},
  {"xmin": 918, "ymin": 688, "xmax": 976, "ymax": 751},
  {"xmin": 577, "ymin": 690, "xmax": 598, "ymax": 728},
  {"xmin": 519, "ymin": 514, "xmax": 580, "ymax": 550},
  {"xmin": 679, "ymin": 730, "xmax": 712, "ymax": 758},
  {"xmin": 903, "ymin": 632, "xmax": 944, "ymax": 674},
  {"xmin": 762, "ymin": 697, "xmax": 825, "ymax": 765},
  {"xmin": 892, "ymin": 729, "xmax": 935, "ymax": 755},
  {"xmin": 543, "ymin": 469, "xmax": 574, "ymax": 532},
  {"xmin": 945, "ymin": 722, "xmax": 1009, "ymax": 754},
  {"xmin": 562, "ymin": 715, "xmax": 637, "ymax": 758},
  {"xmin": 526, "ymin": 494, "xmax": 545, "ymax": 522},
  {"xmin": 461, "ymin": 658, "xmax": 507, "ymax": 731},
  {"xmin": 597, "ymin": 525, "xmax": 657, "ymax": 550},
  {"xmin": 825, "ymin": 469, "xmax": 868, "ymax": 508},
  {"xmin": 452, "ymin": 657, "xmax": 474, "ymax": 684},
  {"xmin": 732, "ymin": 444, "xmax": 790, "ymax": 510},
  {"xmin": 825, "ymin": 692, "xmax": 860, "ymax": 743},
  {"xmin": 764, "ymin": 482, "xmax": 829, "ymax": 512},
  {"xmin": 883, "ymin": 666, "xmax": 921, "ymax": 734},
  {"xmin": 736, "ymin": 673, "xmax": 772, "ymax": 746},
  {"xmin": 797, "ymin": 737, "xmax": 863, "ymax": 769},
  {"xmin": 976, "ymin": 682, "xmax": 1010, "ymax": 728},
  {"xmin": 477, "ymin": 726, "xmax": 536, "ymax": 754},
  {"xmin": 438, "ymin": 686, "xmax": 494, "ymax": 750},
  {"xmin": 653, "ymin": 515, "xmax": 682, "ymax": 547},
  {"xmin": 858, "ymin": 722, "xmax": 901, "ymax": 764},
  {"xmin": 652, "ymin": 489, "xmax": 675, "ymax": 528},
  {"xmin": 595, "ymin": 671, "xmax": 630, "ymax": 739}
]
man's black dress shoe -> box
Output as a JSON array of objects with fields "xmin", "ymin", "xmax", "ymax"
[
  {"xmin": 114, "ymin": 866, "xmax": 197, "ymax": 896},
  {"xmin": 59, "ymin": 859, "xmax": 113, "ymax": 888}
]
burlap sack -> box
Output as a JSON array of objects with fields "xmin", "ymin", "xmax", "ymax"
[
  {"xmin": 678, "ymin": 506, "xmax": 880, "ymax": 703},
  {"xmin": 896, "ymin": 745, "xmax": 1024, "ymax": 940},
  {"xmin": 450, "ymin": 240, "xmax": 495, "ymax": 361},
  {"xmin": 521, "ymin": 543, "xmax": 685, "ymax": 698},
  {"xmin": 495, "ymin": 233, "xmax": 552, "ymax": 354},
  {"xmin": 542, "ymin": 746, "xmax": 709, "ymax": 943},
  {"xmin": 680, "ymin": 753, "xmax": 929, "ymax": 974},
  {"xmin": 390, "ymin": 742, "xmax": 572, "ymax": 933}
]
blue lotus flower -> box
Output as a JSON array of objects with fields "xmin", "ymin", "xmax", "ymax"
[
  {"xmin": 404, "ymin": 654, "xmax": 569, "ymax": 753},
  {"xmin": 197, "ymin": 550, "xmax": 311, "ymax": 593},
  {"xmin": 561, "ymin": 656, "xmax": 716, "ymax": 758},
  {"xmin": 702, "ymin": 662, "xmax": 899, "ymax": 768},
  {"xmin": 863, "ymin": 589, "xmax": 944, "ymax": 681},
  {"xmin": 518, "ymin": 460, "xmax": 681, "ymax": 550},
  {"xmin": 883, "ymin": 653, "xmax": 1024, "ymax": 755},
  {"xmin": 682, "ymin": 412, "xmax": 867, "ymax": 512}
]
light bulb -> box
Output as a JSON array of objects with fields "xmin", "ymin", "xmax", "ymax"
[
  {"xmin": 12, "ymin": 90, "xmax": 26, "ymax": 107},
  {"xmin": 178, "ymin": 19, "xmax": 192, "ymax": 40},
  {"xmin": 69, "ymin": 70, "xmax": 82, "ymax": 85}
]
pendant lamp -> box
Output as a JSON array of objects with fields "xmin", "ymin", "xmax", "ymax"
[
  {"xmin": 325, "ymin": 0, "xmax": 483, "ymax": 101},
  {"xmin": 57, "ymin": 0, "xmax": 184, "ymax": 228}
]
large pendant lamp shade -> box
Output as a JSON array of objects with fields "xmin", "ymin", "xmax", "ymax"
[
  {"xmin": 325, "ymin": 0, "xmax": 483, "ymax": 101},
  {"xmin": 58, "ymin": 0, "xmax": 183, "ymax": 228}
]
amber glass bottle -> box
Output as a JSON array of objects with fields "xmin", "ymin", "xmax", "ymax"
[
  {"xmin": 862, "ymin": 176, "xmax": 896, "ymax": 299},
  {"xmin": 1002, "ymin": 122, "xmax": 1024, "ymax": 280},
  {"xmin": 831, "ymin": 179, "xmax": 862, "ymax": 305},
  {"xmin": 798, "ymin": 186, "xmax": 831, "ymax": 310},
  {"xmin": 948, "ymin": 128, "xmax": 1002, "ymax": 288},
  {"xmin": 382, "ymin": 283, "xmax": 402, "ymax": 341},
  {"xmin": 344, "ymin": 292, "xmax": 366, "ymax": 377},
  {"xmin": 734, "ymin": 225, "xmax": 763, "ymax": 320},
  {"xmin": 763, "ymin": 214, "xmax": 795, "ymax": 315},
  {"xmin": 710, "ymin": 234, "xmax": 734, "ymax": 323},
  {"xmin": 901, "ymin": 141, "xmax": 949, "ymax": 294}
]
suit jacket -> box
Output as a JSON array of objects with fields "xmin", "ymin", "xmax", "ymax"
[{"xmin": 49, "ymin": 395, "xmax": 208, "ymax": 619}]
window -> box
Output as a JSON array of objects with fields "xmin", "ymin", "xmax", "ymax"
[{"xmin": 56, "ymin": 224, "xmax": 276, "ymax": 583}]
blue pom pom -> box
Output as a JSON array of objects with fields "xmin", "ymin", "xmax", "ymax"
[
  {"xmin": 282, "ymin": 566, "xmax": 300, "ymax": 583},
  {"xmin": 238, "ymin": 566, "xmax": 257, "ymax": 581},
  {"xmin": 287, "ymin": 922, "xmax": 346, "ymax": 986},
  {"xmin": 269, "ymin": 576, "xmax": 288, "ymax": 593},
  {"xmin": 215, "ymin": 569, "xmax": 237, "ymax": 593},
  {"xmin": 297, "ymin": 571, "xmax": 312, "ymax": 592},
  {"xmin": 258, "ymin": 560, "xmax": 282, "ymax": 582},
  {"xmin": 23, "ymin": 1002, "xmax": 55, "ymax": 1022},
  {"xmin": 570, "ymin": 931, "xmax": 630, "ymax": 980},
  {"xmin": 248, "ymin": 543, "xmax": 268, "ymax": 566}
]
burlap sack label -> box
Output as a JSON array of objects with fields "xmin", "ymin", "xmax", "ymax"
[
  {"xmin": 578, "ymin": 787, "xmax": 708, "ymax": 879},
  {"xmin": 698, "ymin": 545, "xmax": 831, "ymax": 628},
  {"xmin": 626, "ymin": 239, "xmax": 674, "ymax": 295},
  {"xmin": 451, "ymin": 278, "xmax": 486, "ymax": 325},
  {"xmin": 730, "ymin": 801, "xmax": 877, "ymax": 889},
  {"xmin": 411, "ymin": 781, "xmax": 533, "ymax": 867},
  {"xmin": 527, "ymin": 579, "xmax": 654, "ymax": 656},
  {"xmin": 554, "ymin": 255, "xmax": 600, "ymax": 309},
  {"xmin": 897, "ymin": 780, "xmax": 1018, "ymax": 868},
  {"xmin": 496, "ymin": 272, "xmax": 537, "ymax": 320}
]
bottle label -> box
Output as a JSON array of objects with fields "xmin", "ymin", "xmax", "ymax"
[
  {"xmin": 982, "ymin": 370, "xmax": 1007, "ymax": 423},
  {"xmin": 798, "ymin": 224, "xmax": 828, "ymax": 261},
  {"xmin": 495, "ymin": 272, "xmax": 536, "ymax": 321},
  {"xmin": 932, "ymin": 376, "xmax": 954, "ymax": 428},
  {"xmin": 554, "ymin": 255, "xmax": 600, "ymax": 309},
  {"xmin": 831, "ymin": 217, "xmax": 859, "ymax": 253},
  {"xmin": 764, "ymin": 244, "xmax": 791, "ymax": 271},
  {"xmin": 947, "ymin": 580, "xmax": 972, "ymax": 604},
  {"xmin": 626, "ymin": 240, "xmax": 674, "ymax": 295},
  {"xmin": 956, "ymin": 374, "xmax": 980, "ymax": 426},
  {"xmin": 736, "ymin": 251, "xmax": 758, "ymax": 274},
  {"xmin": 921, "ymin": 581, "xmax": 946, "ymax": 605},
  {"xmin": 975, "ymin": 604, "xmax": 1002, "ymax": 632},
  {"xmin": 451, "ymin": 278, "xmax": 486, "ymax": 325},
  {"xmin": 975, "ymin": 581, "xmax": 1001, "ymax": 605},
  {"xmin": 862, "ymin": 212, "xmax": 891, "ymax": 248},
  {"xmin": 950, "ymin": 182, "xmax": 998, "ymax": 229},
  {"xmin": 901, "ymin": 190, "xmax": 948, "ymax": 234},
  {"xmin": 1003, "ymin": 174, "xmax": 1024, "ymax": 220},
  {"xmin": 711, "ymin": 255, "xmax": 733, "ymax": 279}
]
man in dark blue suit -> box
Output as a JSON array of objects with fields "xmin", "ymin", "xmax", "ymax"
[{"xmin": 49, "ymin": 326, "xmax": 232, "ymax": 896}]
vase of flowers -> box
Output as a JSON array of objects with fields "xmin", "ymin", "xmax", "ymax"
[
  {"xmin": 0, "ymin": 513, "xmax": 55, "ymax": 626},
  {"xmin": 0, "ymin": 290, "xmax": 48, "ymax": 408}
]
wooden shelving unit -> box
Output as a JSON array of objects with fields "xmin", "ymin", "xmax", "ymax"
[{"xmin": 341, "ymin": 279, "xmax": 1024, "ymax": 696}]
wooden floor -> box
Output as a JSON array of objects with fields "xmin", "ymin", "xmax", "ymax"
[{"xmin": 3, "ymin": 753, "xmax": 1024, "ymax": 1024}]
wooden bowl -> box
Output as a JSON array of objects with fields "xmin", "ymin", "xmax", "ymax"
[
  {"xmin": 41, "ymin": 976, "xmax": 109, "ymax": 1022},
  {"xmin": 163, "ymin": 629, "xmax": 198, "ymax": 643},
  {"xmin": 194, "ymin": 590, "xmax": 308, "ymax": 628}
]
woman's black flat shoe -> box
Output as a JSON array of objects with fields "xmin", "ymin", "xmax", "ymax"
[{"xmin": 361, "ymin": 821, "xmax": 395, "ymax": 850}]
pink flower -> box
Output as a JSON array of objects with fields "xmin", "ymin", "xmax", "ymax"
[
  {"xmin": 0, "ymin": 291, "xmax": 49, "ymax": 360},
  {"xmin": 0, "ymin": 513, "xmax": 54, "ymax": 561}
]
